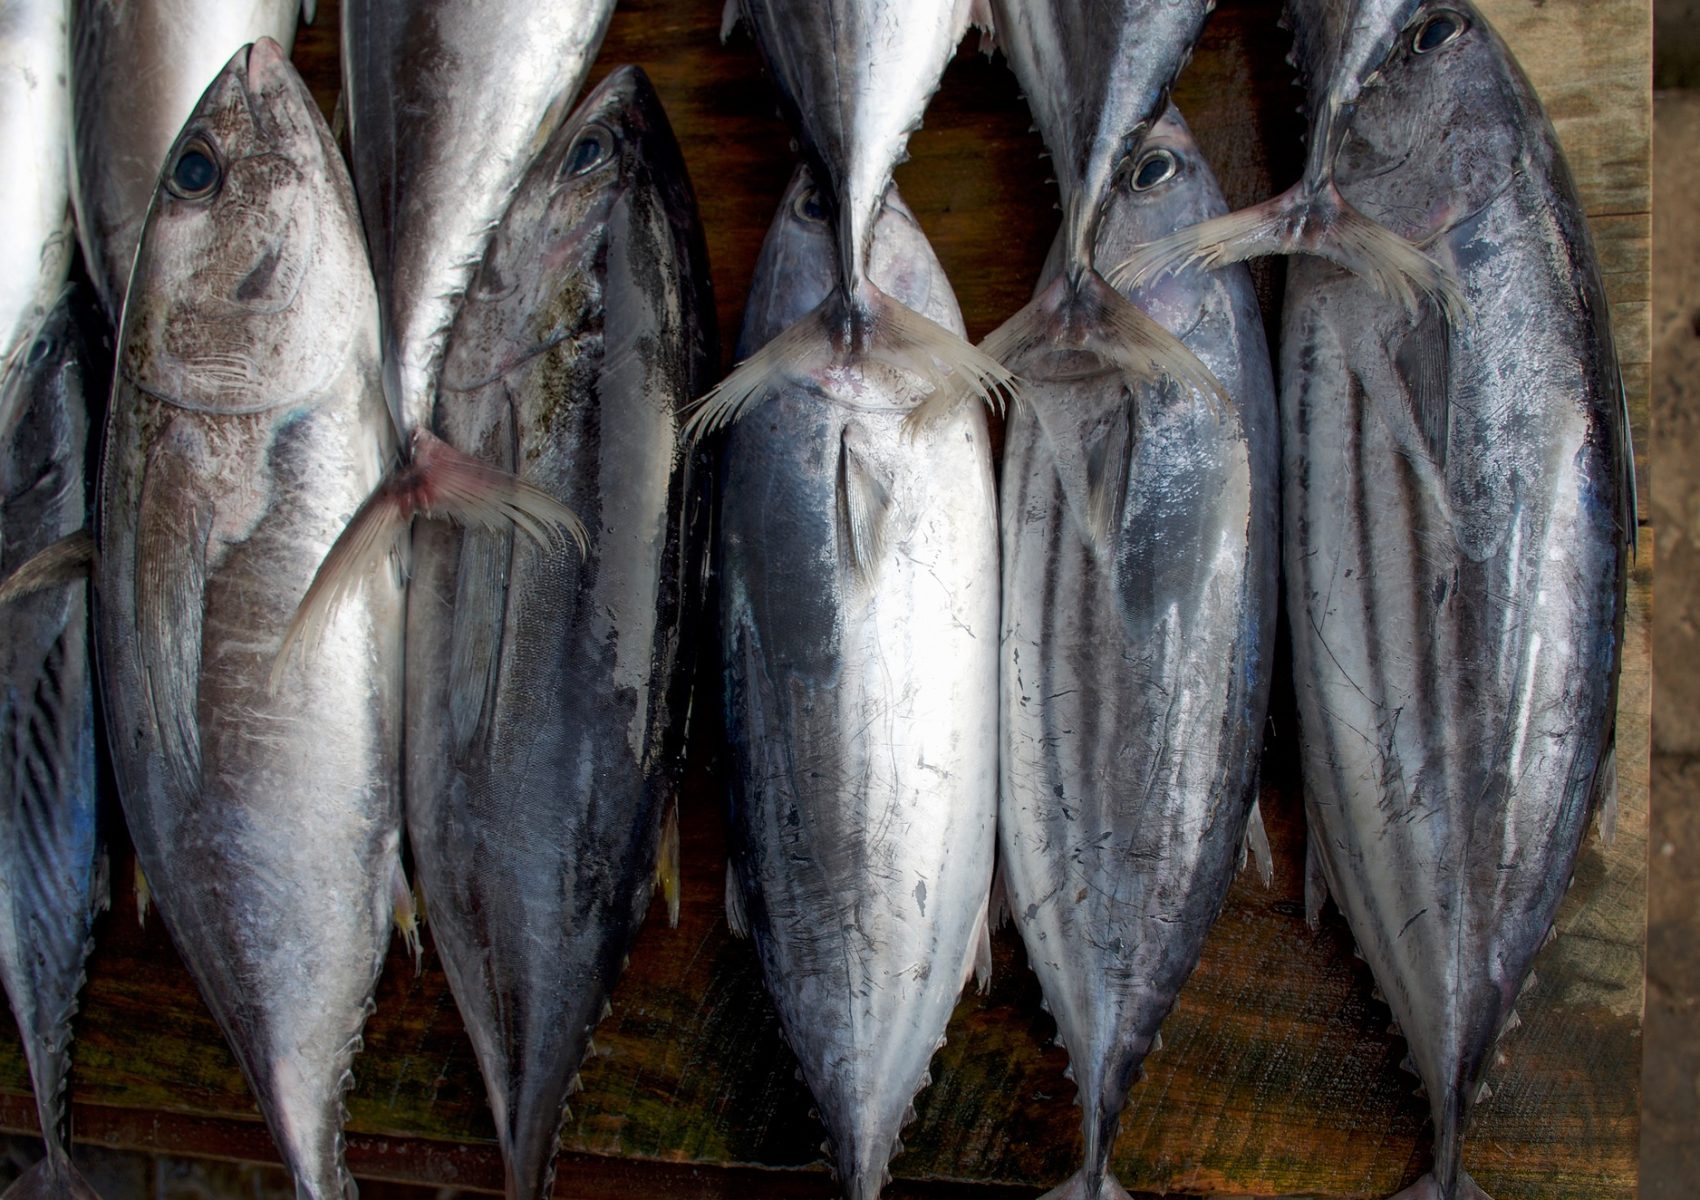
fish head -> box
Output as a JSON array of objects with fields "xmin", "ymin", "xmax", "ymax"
[
  {"xmin": 0, "ymin": 297, "xmax": 89, "ymax": 516},
  {"xmin": 1285, "ymin": 0, "xmax": 1426, "ymax": 184},
  {"xmin": 1333, "ymin": 2, "xmax": 1525, "ymax": 241},
  {"xmin": 120, "ymin": 38, "xmax": 368, "ymax": 416},
  {"xmin": 444, "ymin": 65, "xmax": 699, "ymax": 391}
]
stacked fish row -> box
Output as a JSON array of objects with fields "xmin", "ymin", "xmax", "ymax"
[{"xmin": 0, "ymin": 4, "xmax": 1631, "ymax": 1200}]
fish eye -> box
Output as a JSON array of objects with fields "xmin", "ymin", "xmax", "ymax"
[
  {"xmin": 168, "ymin": 139, "xmax": 222, "ymax": 199},
  {"xmin": 793, "ymin": 186, "xmax": 827, "ymax": 224},
  {"xmin": 1130, "ymin": 149, "xmax": 1178, "ymax": 192},
  {"xmin": 25, "ymin": 334, "xmax": 53, "ymax": 367},
  {"xmin": 562, "ymin": 123, "xmax": 615, "ymax": 177},
  {"xmin": 1413, "ymin": 11, "xmax": 1466, "ymax": 53}
]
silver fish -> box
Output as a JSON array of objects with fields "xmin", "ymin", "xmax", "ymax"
[
  {"xmin": 341, "ymin": 0, "xmax": 613, "ymax": 436},
  {"xmin": 1278, "ymin": 6, "xmax": 1631, "ymax": 1198},
  {"xmin": 1116, "ymin": 0, "xmax": 1460, "ymax": 317},
  {"xmin": 405, "ymin": 65, "xmax": 713, "ymax": 1200},
  {"xmin": 93, "ymin": 40, "xmax": 405, "ymax": 1200},
  {"xmin": 70, "ymin": 0, "xmax": 303, "ymax": 320},
  {"xmin": 979, "ymin": 0, "xmax": 1221, "ymax": 401},
  {"xmin": 0, "ymin": 291, "xmax": 105, "ymax": 1200},
  {"xmin": 0, "ymin": 0, "xmax": 74, "ymax": 368},
  {"xmin": 281, "ymin": 0, "xmax": 612, "ymax": 649},
  {"xmin": 692, "ymin": 0, "xmax": 1010, "ymax": 439},
  {"xmin": 1000, "ymin": 106, "xmax": 1277, "ymax": 1200},
  {"xmin": 718, "ymin": 165, "xmax": 998, "ymax": 1200}
]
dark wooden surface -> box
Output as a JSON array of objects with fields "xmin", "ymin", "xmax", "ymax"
[{"xmin": 0, "ymin": 2, "xmax": 1651, "ymax": 1197}]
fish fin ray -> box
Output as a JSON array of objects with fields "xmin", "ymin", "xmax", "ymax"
[
  {"xmin": 133, "ymin": 858, "xmax": 150, "ymax": 927},
  {"xmin": 136, "ymin": 436, "xmax": 209, "ymax": 796},
  {"xmin": 391, "ymin": 859, "xmax": 423, "ymax": 971},
  {"xmin": 0, "ymin": 530, "xmax": 94, "ymax": 604},
  {"xmin": 1242, "ymin": 797, "xmax": 1274, "ymax": 888},
  {"xmin": 656, "ymin": 800, "xmax": 680, "ymax": 928},
  {"xmin": 1303, "ymin": 831, "xmax": 1327, "ymax": 930},
  {"xmin": 1082, "ymin": 400, "xmax": 1134, "ymax": 547},
  {"xmin": 962, "ymin": 894, "xmax": 993, "ymax": 994},
  {"xmin": 1111, "ymin": 185, "xmax": 1466, "ymax": 323},
  {"xmin": 2, "ymin": 1155, "xmax": 101, "ymax": 1200},
  {"xmin": 838, "ymin": 427, "xmax": 894, "ymax": 587},
  {"xmin": 1393, "ymin": 306, "xmax": 1452, "ymax": 471},
  {"xmin": 682, "ymin": 304, "xmax": 828, "ymax": 444},
  {"xmin": 448, "ymin": 525, "xmax": 513, "ymax": 756},
  {"xmin": 859, "ymin": 288, "xmax": 1013, "ymax": 435},
  {"xmin": 724, "ymin": 862, "xmax": 749, "ymax": 939},
  {"xmin": 273, "ymin": 429, "xmax": 584, "ymax": 689}
]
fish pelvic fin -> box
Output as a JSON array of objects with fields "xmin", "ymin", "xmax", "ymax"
[
  {"xmin": 0, "ymin": 530, "xmax": 94, "ymax": 604},
  {"xmin": 1110, "ymin": 183, "xmax": 1467, "ymax": 324},
  {"xmin": 391, "ymin": 860, "xmax": 424, "ymax": 972},
  {"xmin": 271, "ymin": 429, "xmax": 586, "ymax": 690},
  {"xmin": 2, "ymin": 1154, "xmax": 102, "ymax": 1200},
  {"xmin": 656, "ymin": 801, "xmax": 681, "ymax": 928},
  {"xmin": 134, "ymin": 858, "xmax": 151, "ymax": 927},
  {"xmin": 683, "ymin": 287, "xmax": 1015, "ymax": 445},
  {"xmin": 723, "ymin": 861, "xmax": 749, "ymax": 939}
]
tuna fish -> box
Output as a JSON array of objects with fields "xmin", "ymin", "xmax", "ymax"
[
  {"xmin": 1275, "ymin": 6, "xmax": 1631, "ymax": 1197},
  {"xmin": 1000, "ymin": 106, "xmax": 1277, "ymax": 1200},
  {"xmin": 0, "ymin": 0, "xmax": 74, "ymax": 370},
  {"xmin": 93, "ymin": 40, "xmax": 407, "ymax": 1200},
  {"xmin": 282, "ymin": 0, "xmax": 615, "ymax": 650},
  {"xmin": 692, "ymin": 0, "xmax": 1010, "ymax": 439},
  {"xmin": 0, "ymin": 290, "xmax": 106, "ymax": 1200},
  {"xmin": 1114, "ymin": 0, "xmax": 1462, "ymax": 317},
  {"xmin": 717, "ymin": 165, "xmax": 998, "ymax": 1200},
  {"xmin": 70, "ymin": 0, "xmax": 304, "ymax": 320},
  {"xmin": 405, "ymin": 65, "xmax": 713, "ymax": 1200},
  {"xmin": 980, "ymin": 0, "xmax": 1222, "ymax": 400}
]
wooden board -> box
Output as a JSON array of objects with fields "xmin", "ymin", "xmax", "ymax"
[{"xmin": 0, "ymin": 1, "xmax": 1651, "ymax": 1198}]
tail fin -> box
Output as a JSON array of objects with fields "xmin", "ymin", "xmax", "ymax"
[
  {"xmin": 1111, "ymin": 183, "xmax": 1466, "ymax": 323},
  {"xmin": 3, "ymin": 1154, "xmax": 102, "ymax": 1199},
  {"xmin": 683, "ymin": 284, "xmax": 1016, "ymax": 445},
  {"xmin": 979, "ymin": 271, "xmax": 1226, "ymax": 414},
  {"xmin": 1035, "ymin": 1168, "xmax": 1135, "ymax": 1200},
  {"xmin": 272, "ymin": 428, "xmax": 586, "ymax": 688},
  {"xmin": 1385, "ymin": 1171, "xmax": 1493, "ymax": 1200}
]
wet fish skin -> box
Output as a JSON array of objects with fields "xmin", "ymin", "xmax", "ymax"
[
  {"xmin": 70, "ymin": 0, "xmax": 303, "ymax": 320},
  {"xmin": 93, "ymin": 40, "xmax": 403, "ymax": 1200},
  {"xmin": 341, "ymin": 0, "xmax": 614, "ymax": 435},
  {"xmin": 719, "ymin": 165, "xmax": 998, "ymax": 1200},
  {"xmin": 1001, "ymin": 106, "xmax": 1277, "ymax": 1200},
  {"xmin": 406, "ymin": 65, "xmax": 713, "ymax": 1200},
  {"xmin": 986, "ymin": 0, "xmax": 1213, "ymax": 279},
  {"xmin": 1281, "ymin": 6, "xmax": 1630, "ymax": 1199},
  {"xmin": 0, "ymin": 0, "xmax": 74, "ymax": 369},
  {"xmin": 0, "ymin": 290, "xmax": 106, "ymax": 1200}
]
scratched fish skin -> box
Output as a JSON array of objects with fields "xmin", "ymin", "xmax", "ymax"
[
  {"xmin": 0, "ymin": 290, "xmax": 106, "ymax": 1200},
  {"xmin": 70, "ymin": 0, "xmax": 302, "ymax": 320},
  {"xmin": 718, "ymin": 165, "xmax": 997, "ymax": 1200},
  {"xmin": 1001, "ymin": 106, "xmax": 1276, "ymax": 1200},
  {"xmin": 405, "ymin": 65, "xmax": 713, "ymax": 1200},
  {"xmin": 986, "ymin": 0, "xmax": 1212, "ymax": 279},
  {"xmin": 93, "ymin": 40, "xmax": 403, "ymax": 1200},
  {"xmin": 1280, "ymin": 6, "xmax": 1631, "ymax": 1199},
  {"xmin": 341, "ymin": 0, "xmax": 614, "ymax": 435},
  {"xmin": 0, "ymin": 0, "xmax": 73, "ymax": 371}
]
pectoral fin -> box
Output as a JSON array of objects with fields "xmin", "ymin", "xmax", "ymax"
[{"xmin": 838, "ymin": 425, "xmax": 894, "ymax": 587}]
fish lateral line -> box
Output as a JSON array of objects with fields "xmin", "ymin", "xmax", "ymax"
[
  {"xmin": 682, "ymin": 281, "xmax": 1017, "ymax": 446},
  {"xmin": 270, "ymin": 427, "xmax": 587, "ymax": 690}
]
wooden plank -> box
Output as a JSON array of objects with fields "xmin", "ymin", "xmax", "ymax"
[{"xmin": 0, "ymin": 2, "xmax": 1649, "ymax": 1198}]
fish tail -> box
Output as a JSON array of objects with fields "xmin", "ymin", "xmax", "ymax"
[
  {"xmin": 2, "ymin": 1151, "xmax": 102, "ymax": 1199},
  {"xmin": 271, "ymin": 428, "xmax": 587, "ymax": 690},
  {"xmin": 982, "ymin": 269, "xmax": 1225, "ymax": 410},
  {"xmin": 683, "ymin": 287, "xmax": 1014, "ymax": 445},
  {"xmin": 0, "ymin": 530, "xmax": 94, "ymax": 605},
  {"xmin": 1384, "ymin": 1170, "xmax": 1493, "ymax": 1200},
  {"xmin": 1109, "ymin": 183, "xmax": 1467, "ymax": 323},
  {"xmin": 1035, "ymin": 1166, "xmax": 1135, "ymax": 1200}
]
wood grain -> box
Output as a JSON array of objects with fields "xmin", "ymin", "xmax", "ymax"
[{"xmin": 0, "ymin": 2, "xmax": 1650, "ymax": 1198}]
